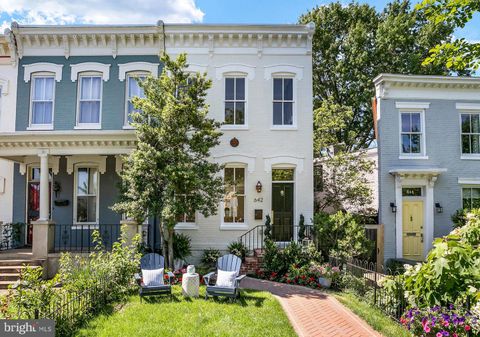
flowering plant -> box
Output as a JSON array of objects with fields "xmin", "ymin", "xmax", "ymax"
[
  {"xmin": 309, "ymin": 263, "xmax": 341, "ymax": 280},
  {"xmin": 401, "ymin": 305, "xmax": 479, "ymax": 337}
]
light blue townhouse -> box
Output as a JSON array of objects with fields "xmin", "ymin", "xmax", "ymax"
[{"xmin": 374, "ymin": 74, "xmax": 480, "ymax": 262}]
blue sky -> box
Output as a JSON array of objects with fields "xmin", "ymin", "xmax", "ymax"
[{"xmin": 0, "ymin": 0, "xmax": 478, "ymax": 40}]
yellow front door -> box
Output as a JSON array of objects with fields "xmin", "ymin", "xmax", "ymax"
[{"xmin": 402, "ymin": 201, "xmax": 424, "ymax": 261}]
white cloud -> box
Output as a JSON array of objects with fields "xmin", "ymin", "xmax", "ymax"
[{"xmin": 0, "ymin": 0, "xmax": 204, "ymax": 27}]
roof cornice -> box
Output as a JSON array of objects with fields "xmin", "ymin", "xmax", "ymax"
[{"xmin": 374, "ymin": 73, "xmax": 480, "ymax": 88}]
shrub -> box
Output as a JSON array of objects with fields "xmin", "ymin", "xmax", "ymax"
[
  {"xmin": 264, "ymin": 214, "xmax": 272, "ymax": 240},
  {"xmin": 401, "ymin": 305, "xmax": 479, "ymax": 337},
  {"xmin": 228, "ymin": 241, "xmax": 247, "ymax": 260},
  {"xmin": 173, "ymin": 232, "xmax": 192, "ymax": 262},
  {"xmin": 201, "ymin": 248, "xmax": 221, "ymax": 267},
  {"xmin": 385, "ymin": 258, "xmax": 407, "ymax": 275},
  {"xmin": 298, "ymin": 214, "xmax": 306, "ymax": 241},
  {"xmin": 452, "ymin": 208, "xmax": 468, "ymax": 228},
  {"xmin": 403, "ymin": 209, "xmax": 480, "ymax": 307},
  {"xmin": 262, "ymin": 239, "xmax": 284, "ymax": 275}
]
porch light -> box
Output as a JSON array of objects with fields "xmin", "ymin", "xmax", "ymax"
[
  {"xmin": 256, "ymin": 181, "xmax": 262, "ymax": 193},
  {"xmin": 390, "ymin": 202, "xmax": 397, "ymax": 213},
  {"xmin": 435, "ymin": 203, "xmax": 443, "ymax": 213}
]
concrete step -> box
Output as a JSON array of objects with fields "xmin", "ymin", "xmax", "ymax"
[
  {"xmin": 254, "ymin": 249, "xmax": 265, "ymax": 257},
  {"xmin": 0, "ymin": 259, "xmax": 42, "ymax": 267},
  {"xmin": 0, "ymin": 273, "xmax": 21, "ymax": 282},
  {"xmin": 0, "ymin": 281, "xmax": 15, "ymax": 289},
  {"xmin": 0, "ymin": 266, "xmax": 33, "ymax": 273}
]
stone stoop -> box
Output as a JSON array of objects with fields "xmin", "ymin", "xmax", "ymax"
[
  {"xmin": 240, "ymin": 249, "xmax": 265, "ymax": 275},
  {"xmin": 0, "ymin": 258, "xmax": 44, "ymax": 289}
]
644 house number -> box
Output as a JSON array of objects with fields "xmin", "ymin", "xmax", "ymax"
[{"xmin": 254, "ymin": 197, "xmax": 264, "ymax": 203}]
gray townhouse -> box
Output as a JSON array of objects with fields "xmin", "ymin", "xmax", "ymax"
[{"xmin": 374, "ymin": 74, "xmax": 480, "ymax": 262}]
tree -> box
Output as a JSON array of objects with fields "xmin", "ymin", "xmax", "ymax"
[
  {"xmin": 314, "ymin": 98, "xmax": 375, "ymax": 213},
  {"xmin": 112, "ymin": 53, "xmax": 224, "ymax": 268},
  {"xmin": 417, "ymin": 0, "xmax": 480, "ymax": 71},
  {"xmin": 300, "ymin": 1, "xmax": 457, "ymax": 150}
]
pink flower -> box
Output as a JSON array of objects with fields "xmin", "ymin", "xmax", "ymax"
[
  {"xmin": 424, "ymin": 325, "xmax": 431, "ymax": 333},
  {"xmin": 436, "ymin": 333, "xmax": 442, "ymax": 337}
]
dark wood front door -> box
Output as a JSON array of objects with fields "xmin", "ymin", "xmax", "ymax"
[{"xmin": 272, "ymin": 183, "xmax": 294, "ymax": 242}]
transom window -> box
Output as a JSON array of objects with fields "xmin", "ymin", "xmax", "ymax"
[
  {"xmin": 402, "ymin": 187, "xmax": 422, "ymax": 197},
  {"xmin": 75, "ymin": 167, "xmax": 99, "ymax": 223},
  {"xmin": 401, "ymin": 112, "xmax": 422, "ymax": 154},
  {"xmin": 461, "ymin": 113, "xmax": 480, "ymax": 154},
  {"xmin": 273, "ymin": 78, "xmax": 294, "ymax": 126},
  {"xmin": 125, "ymin": 73, "xmax": 146, "ymax": 125},
  {"xmin": 462, "ymin": 187, "xmax": 480, "ymax": 209},
  {"xmin": 77, "ymin": 75, "xmax": 102, "ymax": 127},
  {"xmin": 30, "ymin": 75, "xmax": 55, "ymax": 127},
  {"xmin": 224, "ymin": 77, "xmax": 246, "ymax": 125},
  {"xmin": 272, "ymin": 168, "xmax": 295, "ymax": 182},
  {"xmin": 224, "ymin": 167, "xmax": 245, "ymax": 223}
]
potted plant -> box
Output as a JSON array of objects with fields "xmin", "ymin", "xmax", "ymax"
[{"xmin": 309, "ymin": 263, "xmax": 340, "ymax": 288}]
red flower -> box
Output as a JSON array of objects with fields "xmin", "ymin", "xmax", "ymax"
[{"xmin": 465, "ymin": 325, "xmax": 471, "ymax": 331}]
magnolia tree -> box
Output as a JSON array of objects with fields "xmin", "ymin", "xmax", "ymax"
[{"xmin": 112, "ymin": 53, "xmax": 224, "ymax": 268}]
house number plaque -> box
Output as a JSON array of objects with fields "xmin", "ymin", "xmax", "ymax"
[{"xmin": 254, "ymin": 197, "xmax": 264, "ymax": 203}]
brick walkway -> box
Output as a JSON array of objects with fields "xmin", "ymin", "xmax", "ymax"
[{"xmin": 241, "ymin": 277, "xmax": 382, "ymax": 337}]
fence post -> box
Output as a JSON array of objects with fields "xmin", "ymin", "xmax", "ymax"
[
  {"xmin": 373, "ymin": 267, "xmax": 377, "ymax": 306},
  {"xmin": 34, "ymin": 309, "xmax": 39, "ymax": 319}
]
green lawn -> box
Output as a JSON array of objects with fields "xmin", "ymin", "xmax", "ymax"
[
  {"xmin": 75, "ymin": 286, "xmax": 296, "ymax": 337},
  {"xmin": 333, "ymin": 292, "xmax": 410, "ymax": 337}
]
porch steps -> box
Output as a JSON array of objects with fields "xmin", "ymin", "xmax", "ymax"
[
  {"xmin": 0, "ymin": 258, "xmax": 43, "ymax": 289},
  {"xmin": 241, "ymin": 249, "xmax": 264, "ymax": 275}
]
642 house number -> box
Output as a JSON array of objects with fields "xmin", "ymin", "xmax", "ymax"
[{"xmin": 254, "ymin": 197, "xmax": 264, "ymax": 203}]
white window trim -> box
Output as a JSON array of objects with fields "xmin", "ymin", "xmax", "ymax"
[
  {"xmin": 23, "ymin": 63, "xmax": 63, "ymax": 83},
  {"xmin": 27, "ymin": 73, "xmax": 56, "ymax": 131},
  {"xmin": 221, "ymin": 75, "xmax": 248, "ymax": 129},
  {"xmin": 74, "ymin": 72, "xmax": 103, "ymax": 130},
  {"xmin": 220, "ymin": 164, "xmax": 248, "ymax": 231},
  {"xmin": 271, "ymin": 75, "xmax": 297, "ymax": 129},
  {"xmin": 124, "ymin": 71, "xmax": 149, "ymax": 128},
  {"xmin": 118, "ymin": 62, "xmax": 158, "ymax": 81},
  {"xmin": 70, "ymin": 63, "xmax": 110, "ymax": 82},
  {"xmin": 215, "ymin": 64, "xmax": 255, "ymax": 81},
  {"xmin": 187, "ymin": 64, "xmax": 208, "ymax": 74},
  {"xmin": 458, "ymin": 108, "xmax": 480, "ymax": 160},
  {"xmin": 264, "ymin": 64, "xmax": 303, "ymax": 81},
  {"xmin": 395, "ymin": 102, "xmax": 430, "ymax": 110},
  {"xmin": 0, "ymin": 78, "xmax": 9, "ymax": 95},
  {"xmin": 263, "ymin": 155, "xmax": 304, "ymax": 174},
  {"xmin": 73, "ymin": 165, "xmax": 100, "ymax": 226},
  {"xmin": 175, "ymin": 221, "xmax": 199, "ymax": 230},
  {"xmin": 458, "ymin": 178, "xmax": 480, "ymax": 185},
  {"xmin": 398, "ymin": 109, "xmax": 428, "ymax": 159}
]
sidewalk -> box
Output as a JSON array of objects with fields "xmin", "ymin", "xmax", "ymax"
[{"xmin": 241, "ymin": 277, "xmax": 382, "ymax": 337}]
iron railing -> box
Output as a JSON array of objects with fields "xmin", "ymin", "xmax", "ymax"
[
  {"xmin": 239, "ymin": 224, "xmax": 314, "ymax": 252},
  {"xmin": 51, "ymin": 224, "xmax": 121, "ymax": 253},
  {"xmin": 329, "ymin": 257, "xmax": 407, "ymax": 321},
  {"xmin": 0, "ymin": 222, "xmax": 27, "ymax": 251}
]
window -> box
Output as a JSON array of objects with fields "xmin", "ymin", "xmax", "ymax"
[
  {"xmin": 272, "ymin": 168, "xmax": 295, "ymax": 181},
  {"xmin": 75, "ymin": 167, "xmax": 99, "ymax": 223},
  {"xmin": 401, "ymin": 112, "xmax": 422, "ymax": 154},
  {"xmin": 462, "ymin": 187, "xmax": 480, "ymax": 209},
  {"xmin": 30, "ymin": 75, "xmax": 55, "ymax": 128},
  {"xmin": 461, "ymin": 113, "xmax": 480, "ymax": 154},
  {"xmin": 224, "ymin": 167, "xmax": 245, "ymax": 223},
  {"xmin": 273, "ymin": 78, "xmax": 294, "ymax": 126},
  {"xmin": 314, "ymin": 165, "xmax": 323, "ymax": 192},
  {"xmin": 224, "ymin": 77, "xmax": 245, "ymax": 125},
  {"xmin": 176, "ymin": 195, "xmax": 195, "ymax": 223},
  {"xmin": 125, "ymin": 73, "xmax": 146, "ymax": 125},
  {"xmin": 77, "ymin": 75, "xmax": 102, "ymax": 127}
]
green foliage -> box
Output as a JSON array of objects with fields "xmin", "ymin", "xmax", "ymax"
[
  {"xmin": 402, "ymin": 209, "xmax": 480, "ymax": 307},
  {"xmin": 300, "ymin": 0, "xmax": 455, "ymax": 150},
  {"xmin": 264, "ymin": 214, "xmax": 272, "ymax": 240},
  {"xmin": 417, "ymin": 0, "xmax": 480, "ymax": 71},
  {"xmin": 451, "ymin": 208, "xmax": 469, "ymax": 228},
  {"xmin": 172, "ymin": 232, "xmax": 192, "ymax": 262},
  {"xmin": 385, "ymin": 259, "xmax": 407, "ymax": 275},
  {"xmin": 313, "ymin": 211, "xmax": 373, "ymax": 260},
  {"xmin": 316, "ymin": 150, "xmax": 374, "ymax": 213},
  {"xmin": 201, "ymin": 248, "xmax": 221, "ymax": 267},
  {"xmin": 227, "ymin": 241, "xmax": 247, "ymax": 260},
  {"xmin": 112, "ymin": 53, "xmax": 224, "ymax": 267},
  {"xmin": 298, "ymin": 214, "xmax": 306, "ymax": 241}
]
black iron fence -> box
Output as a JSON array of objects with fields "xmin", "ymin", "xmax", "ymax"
[
  {"xmin": 51, "ymin": 224, "xmax": 121, "ymax": 253},
  {"xmin": 0, "ymin": 222, "xmax": 27, "ymax": 251},
  {"xmin": 239, "ymin": 224, "xmax": 314, "ymax": 252},
  {"xmin": 330, "ymin": 257, "xmax": 407, "ymax": 321}
]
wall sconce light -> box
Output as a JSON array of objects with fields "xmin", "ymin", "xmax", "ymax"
[
  {"xmin": 390, "ymin": 202, "xmax": 397, "ymax": 213},
  {"xmin": 256, "ymin": 181, "xmax": 262, "ymax": 193},
  {"xmin": 435, "ymin": 203, "xmax": 443, "ymax": 213}
]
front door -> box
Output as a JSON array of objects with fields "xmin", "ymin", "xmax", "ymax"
[
  {"xmin": 26, "ymin": 168, "xmax": 51, "ymax": 245},
  {"xmin": 272, "ymin": 183, "xmax": 294, "ymax": 241},
  {"xmin": 402, "ymin": 200, "xmax": 424, "ymax": 261}
]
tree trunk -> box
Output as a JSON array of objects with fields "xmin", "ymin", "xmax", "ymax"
[
  {"xmin": 159, "ymin": 220, "xmax": 168, "ymax": 261},
  {"xmin": 167, "ymin": 226, "xmax": 174, "ymax": 269}
]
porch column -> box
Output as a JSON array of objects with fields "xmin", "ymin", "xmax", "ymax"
[
  {"xmin": 38, "ymin": 152, "xmax": 49, "ymax": 221},
  {"xmin": 424, "ymin": 177, "xmax": 436, "ymax": 257}
]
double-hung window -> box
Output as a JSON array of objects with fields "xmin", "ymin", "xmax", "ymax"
[
  {"xmin": 223, "ymin": 167, "xmax": 245, "ymax": 224},
  {"xmin": 75, "ymin": 167, "xmax": 99, "ymax": 224},
  {"xmin": 125, "ymin": 73, "xmax": 146, "ymax": 126},
  {"xmin": 30, "ymin": 75, "xmax": 55, "ymax": 129},
  {"xmin": 461, "ymin": 113, "xmax": 480, "ymax": 154},
  {"xmin": 176, "ymin": 195, "xmax": 196, "ymax": 224},
  {"xmin": 273, "ymin": 78, "xmax": 294, "ymax": 126},
  {"xmin": 462, "ymin": 187, "xmax": 480, "ymax": 209},
  {"xmin": 400, "ymin": 112, "xmax": 423, "ymax": 154},
  {"xmin": 224, "ymin": 77, "xmax": 246, "ymax": 126},
  {"xmin": 77, "ymin": 74, "xmax": 102, "ymax": 128}
]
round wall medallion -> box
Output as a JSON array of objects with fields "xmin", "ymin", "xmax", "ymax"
[{"xmin": 230, "ymin": 137, "xmax": 239, "ymax": 147}]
